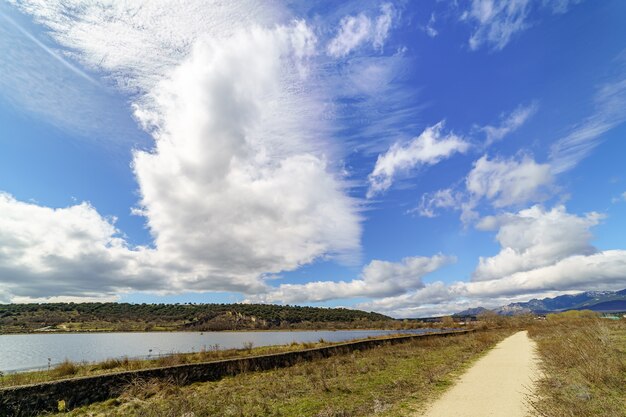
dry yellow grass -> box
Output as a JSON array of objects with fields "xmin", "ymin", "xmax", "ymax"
[
  {"xmin": 527, "ymin": 311, "xmax": 626, "ymax": 417},
  {"xmin": 47, "ymin": 329, "xmax": 514, "ymax": 417}
]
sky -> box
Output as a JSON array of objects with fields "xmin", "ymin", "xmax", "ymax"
[{"xmin": 0, "ymin": 0, "xmax": 625, "ymax": 317}]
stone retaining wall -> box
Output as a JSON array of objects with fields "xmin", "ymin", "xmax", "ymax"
[{"xmin": 0, "ymin": 329, "xmax": 473, "ymax": 416}]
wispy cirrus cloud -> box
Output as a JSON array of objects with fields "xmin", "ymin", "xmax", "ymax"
[
  {"xmin": 610, "ymin": 194, "xmax": 623, "ymax": 204},
  {"xmin": 414, "ymin": 188, "xmax": 461, "ymax": 218},
  {"xmin": 0, "ymin": 11, "xmax": 96, "ymax": 84},
  {"xmin": 550, "ymin": 72, "xmax": 626, "ymax": 174},
  {"xmin": 329, "ymin": 51, "xmax": 426, "ymax": 158},
  {"xmin": 544, "ymin": 0, "xmax": 584, "ymax": 14},
  {"xmin": 460, "ymin": 0, "xmax": 583, "ymax": 52},
  {"xmin": 7, "ymin": 0, "xmax": 286, "ymax": 93},
  {"xmin": 423, "ymin": 13, "xmax": 438, "ymax": 38},
  {"xmin": 479, "ymin": 102, "xmax": 538, "ymax": 146},
  {"xmin": 462, "ymin": 0, "xmax": 533, "ymax": 51},
  {"xmin": 327, "ymin": 3, "xmax": 394, "ymax": 58},
  {"xmin": 0, "ymin": 4, "xmax": 141, "ymax": 146}
]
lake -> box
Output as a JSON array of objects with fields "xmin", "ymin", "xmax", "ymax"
[{"xmin": 0, "ymin": 329, "xmax": 439, "ymax": 373}]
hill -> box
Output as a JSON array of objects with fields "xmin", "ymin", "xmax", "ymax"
[
  {"xmin": 0, "ymin": 303, "xmax": 393, "ymax": 333},
  {"xmin": 576, "ymin": 300, "xmax": 626, "ymax": 312},
  {"xmin": 454, "ymin": 288, "xmax": 626, "ymax": 317}
]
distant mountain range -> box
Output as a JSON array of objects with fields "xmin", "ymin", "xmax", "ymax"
[{"xmin": 455, "ymin": 288, "xmax": 626, "ymax": 316}]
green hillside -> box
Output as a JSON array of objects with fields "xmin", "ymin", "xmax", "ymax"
[{"xmin": 0, "ymin": 303, "xmax": 393, "ymax": 333}]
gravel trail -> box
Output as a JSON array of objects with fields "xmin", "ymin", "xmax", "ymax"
[{"xmin": 416, "ymin": 330, "xmax": 540, "ymax": 417}]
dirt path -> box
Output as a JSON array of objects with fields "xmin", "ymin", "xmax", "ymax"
[{"xmin": 415, "ymin": 330, "xmax": 540, "ymax": 417}]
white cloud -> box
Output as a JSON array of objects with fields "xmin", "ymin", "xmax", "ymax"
[
  {"xmin": 413, "ymin": 153, "xmax": 553, "ymax": 220},
  {"xmin": 461, "ymin": 0, "xmax": 584, "ymax": 52},
  {"xmin": 480, "ymin": 102, "xmax": 537, "ymax": 146},
  {"xmin": 8, "ymin": 0, "xmax": 286, "ymax": 93},
  {"xmin": 0, "ymin": 193, "xmax": 165, "ymax": 299},
  {"xmin": 463, "ymin": 0, "xmax": 533, "ymax": 51},
  {"xmin": 356, "ymin": 282, "xmax": 553, "ymax": 317},
  {"xmin": 466, "ymin": 154, "xmax": 553, "ymax": 208},
  {"xmin": 464, "ymin": 250, "xmax": 626, "ymax": 298},
  {"xmin": 327, "ymin": 3, "xmax": 394, "ymax": 58},
  {"xmin": 2, "ymin": 2, "xmax": 365, "ymax": 301},
  {"xmin": 368, "ymin": 122, "xmax": 469, "ymax": 197},
  {"xmin": 415, "ymin": 74, "xmax": 624, "ymax": 218},
  {"xmin": 411, "ymin": 103, "xmax": 542, "ymax": 219},
  {"xmin": 11, "ymin": 295, "xmax": 121, "ymax": 303},
  {"xmin": 0, "ymin": 190, "xmax": 280, "ymax": 300},
  {"xmin": 373, "ymin": 3, "xmax": 394, "ymax": 49},
  {"xmin": 362, "ymin": 205, "xmax": 626, "ymax": 318},
  {"xmin": 358, "ymin": 283, "xmax": 598, "ymax": 318},
  {"xmin": 423, "ymin": 13, "xmax": 438, "ymax": 38},
  {"xmin": 327, "ymin": 14, "xmax": 371, "ymax": 58},
  {"xmin": 132, "ymin": 24, "xmax": 362, "ymax": 283},
  {"xmin": 544, "ymin": 0, "xmax": 583, "ymax": 14},
  {"xmin": 610, "ymin": 191, "xmax": 626, "ymax": 204},
  {"xmin": 550, "ymin": 74, "xmax": 626, "ymax": 174},
  {"xmin": 249, "ymin": 254, "xmax": 455, "ymax": 303},
  {"xmin": 415, "ymin": 188, "xmax": 461, "ymax": 218},
  {"xmin": 472, "ymin": 205, "xmax": 600, "ymax": 281},
  {"xmin": 358, "ymin": 281, "xmax": 457, "ymax": 313}
]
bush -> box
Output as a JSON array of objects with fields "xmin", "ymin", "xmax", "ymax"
[{"xmin": 52, "ymin": 360, "xmax": 79, "ymax": 377}]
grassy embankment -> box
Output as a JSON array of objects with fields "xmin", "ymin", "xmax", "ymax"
[
  {"xmin": 0, "ymin": 330, "xmax": 453, "ymax": 388},
  {"xmin": 528, "ymin": 311, "xmax": 626, "ymax": 417},
  {"xmin": 43, "ymin": 326, "xmax": 515, "ymax": 417}
]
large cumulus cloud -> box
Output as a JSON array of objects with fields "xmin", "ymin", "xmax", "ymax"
[{"xmin": 0, "ymin": 2, "xmax": 362, "ymax": 301}]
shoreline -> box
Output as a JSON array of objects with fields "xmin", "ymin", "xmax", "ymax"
[
  {"xmin": 0, "ymin": 326, "xmax": 435, "ymax": 335},
  {"xmin": 0, "ymin": 328, "xmax": 447, "ymax": 376},
  {"xmin": 0, "ymin": 329, "xmax": 478, "ymax": 416},
  {"xmin": 0, "ymin": 329, "xmax": 453, "ymax": 381}
]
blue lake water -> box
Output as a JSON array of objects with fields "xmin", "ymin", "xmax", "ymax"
[{"xmin": 0, "ymin": 329, "xmax": 440, "ymax": 373}]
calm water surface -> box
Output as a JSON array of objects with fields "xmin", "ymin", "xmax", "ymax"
[{"xmin": 0, "ymin": 329, "xmax": 438, "ymax": 373}]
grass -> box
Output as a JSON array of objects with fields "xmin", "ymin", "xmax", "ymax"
[
  {"xmin": 527, "ymin": 311, "xmax": 626, "ymax": 417},
  {"xmin": 51, "ymin": 359, "xmax": 80, "ymax": 378},
  {"xmin": 44, "ymin": 328, "xmax": 513, "ymax": 417}
]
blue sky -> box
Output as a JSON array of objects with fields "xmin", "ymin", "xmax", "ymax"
[{"xmin": 1, "ymin": 0, "xmax": 625, "ymax": 316}]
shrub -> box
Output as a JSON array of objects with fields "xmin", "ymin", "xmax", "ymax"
[{"xmin": 52, "ymin": 360, "xmax": 79, "ymax": 377}]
